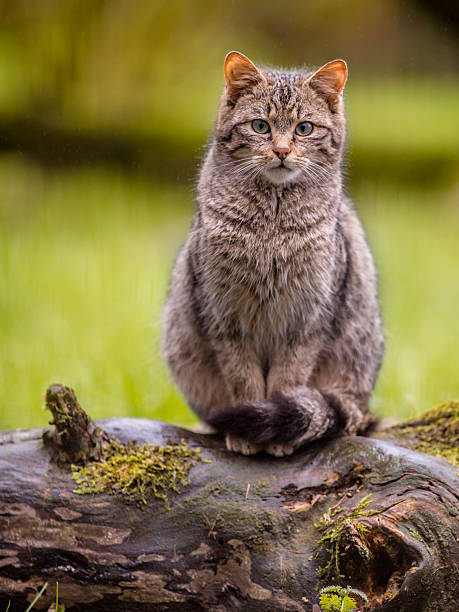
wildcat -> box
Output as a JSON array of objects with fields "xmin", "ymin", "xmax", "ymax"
[{"xmin": 162, "ymin": 51, "xmax": 384, "ymax": 456}]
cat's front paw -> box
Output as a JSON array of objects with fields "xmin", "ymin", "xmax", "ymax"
[
  {"xmin": 225, "ymin": 434, "xmax": 262, "ymax": 455},
  {"xmin": 265, "ymin": 441, "xmax": 296, "ymax": 457}
]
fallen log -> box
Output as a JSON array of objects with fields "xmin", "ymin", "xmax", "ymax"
[{"xmin": 0, "ymin": 386, "xmax": 457, "ymax": 611}]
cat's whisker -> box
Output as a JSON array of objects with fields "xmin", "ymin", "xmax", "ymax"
[
  {"xmin": 231, "ymin": 159, "xmax": 266, "ymax": 183},
  {"xmin": 297, "ymin": 161, "xmax": 330, "ymax": 185},
  {"xmin": 297, "ymin": 164, "xmax": 324, "ymax": 188},
  {"xmin": 229, "ymin": 160, "xmax": 256, "ymax": 171},
  {"xmin": 228, "ymin": 157, "xmax": 264, "ymax": 171},
  {"xmin": 230, "ymin": 163, "xmax": 260, "ymax": 180},
  {"xmin": 297, "ymin": 162, "xmax": 319, "ymax": 180},
  {"xmin": 228, "ymin": 165, "xmax": 258, "ymax": 179},
  {"xmin": 306, "ymin": 160, "xmax": 332, "ymax": 178},
  {"xmin": 298, "ymin": 160, "xmax": 330, "ymax": 180},
  {"xmin": 216, "ymin": 161, "xmax": 253, "ymax": 171},
  {"xmin": 248, "ymin": 163, "xmax": 268, "ymax": 183},
  {"xmin": 216, "ymin": 157, "xmax": 254, "ymax": 168},
  {"xmin": 247, "ymin": 167, "xmax": 265, "ymax": 184},
  {"xmin": 217, "ymin": 155, "xmax": 265, "ymax": 170}
]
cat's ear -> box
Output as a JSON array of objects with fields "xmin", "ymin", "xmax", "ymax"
[
  {"xmin": 224, "ymin": 51, "xmax": 266, "ymax": 102},
  {"xmin": 307, "ymin": 59, "xmax": 347, "ymax": 112}
]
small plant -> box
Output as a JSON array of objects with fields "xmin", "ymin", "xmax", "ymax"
[
  {"xmin": 5, "ymin": 582, "xmax": 65, "ymax": 612},
  {"xmin": 24, "ymin": 583, "xmax": 48, "ymax": 612},
  {"xmin": 318, "ymin": 585, "xmax": 368, "ymax": 611},
  {"xmin": 314, "ymin": 494, "xmax": 378, "ymax": 583},
  {"xmin": 52, "ymin": 582, "xmax": 65, "ymax": 612}
]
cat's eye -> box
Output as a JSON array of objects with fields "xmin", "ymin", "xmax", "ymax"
[
  {"xmin": 252, "ymin": 119, "xmax": 270, "ymax": 134},
  {"xmin": 295, "ymin": 121, "xmax": 313, "ymax": 136}
]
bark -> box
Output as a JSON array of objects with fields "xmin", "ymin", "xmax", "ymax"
[{"xmin": 0, "ymin": 386, "xmax": 458, "ymax": 611}]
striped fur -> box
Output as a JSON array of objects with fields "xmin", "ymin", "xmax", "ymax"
[{"xmin": 162, "ymin": 53, "xmax": 384, "ymax": 456}]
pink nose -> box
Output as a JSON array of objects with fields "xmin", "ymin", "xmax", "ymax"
[{"xmin": 273, "ymin": 146, "xmax": 290, "ymax": 160}]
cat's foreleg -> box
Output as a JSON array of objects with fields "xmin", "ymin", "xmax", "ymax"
[
  {"xmin": 164, "ymin": 324, "xmax": 263, "ymax": 454},
  {"xmin": 207, "ymin": 338, "xmax": 338, "ymax": 456},
  {"xmin": 266, "ymin": 341, "xmax": 319, "ymax": 397},
  {"xmin": 264, "ymin": 358, "xmax": 377, "ymax": 455},
  {"xmin": 264, "ymin": 342, "xmax": 337, "ymax": 456},
  {"xmin": 211, "ymin": 337, "xmax": 266, "ymax": 455},
  {"xmin": 206, "ymin": 332, "xmax": 379, "ymax": 456}
]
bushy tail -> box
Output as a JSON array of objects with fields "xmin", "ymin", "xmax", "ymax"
[{"xmin": 207, "ymin": 387, "xmax": 341, "ymax": 445}]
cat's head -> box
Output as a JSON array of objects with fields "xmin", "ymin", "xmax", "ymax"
[{"xmin": 214, "ymin": 51, "xmax": 347, "ymax": 187}]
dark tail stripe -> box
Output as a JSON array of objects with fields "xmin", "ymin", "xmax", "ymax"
[{"xmin": 207, "ymin": 393, "xmax": 314, "ymax": 444}]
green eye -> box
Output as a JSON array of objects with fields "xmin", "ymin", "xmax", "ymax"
[
  {"xmin": 252, "ymin": 119, "xmax": 270, "ymax": 134},
  {"xmin": 295, "ymin": 121, "xmax": 313, "ymax": 136}
]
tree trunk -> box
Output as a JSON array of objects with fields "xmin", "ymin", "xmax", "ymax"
[{"xmin": 0, "ymin": 387, "xmax": 457, "ymax": 611}]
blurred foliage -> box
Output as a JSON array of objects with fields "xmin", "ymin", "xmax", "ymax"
[
  {"xmin": 0, "ymin": 0, "xmax": 457, "ymax": 122},
  {"xmin": 0, "ymin": 0, "xmax": 457, "ymax": 427},
  {"xmin": 0, "ymin": 0, "xmax": 457, "ymax": 186}
]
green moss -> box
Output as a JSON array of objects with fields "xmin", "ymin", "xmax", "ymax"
[
  {"xmin": 72, "ymin": 439, "xmax": 209, "ymax": 509},
  {"xmin": 314, "ymin": 495, "xmax": 378, "ymax": 584},
  {"xmin": 386, "ymin": 401, "xmax": 459, "ymax": 466},
  {"xmin": 247, "ymin": 534, "xmax": 268, "ymax": 553},
  {"xmin": 409, "ymin": 528, "xmax": 423, "ymax": 542}
]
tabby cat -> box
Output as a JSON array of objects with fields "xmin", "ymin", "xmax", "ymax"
[{"xmin": 162, "ymin": 51, "xmax": 384, "ymax": 456}]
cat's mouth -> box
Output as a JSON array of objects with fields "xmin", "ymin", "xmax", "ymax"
[
  {"xmin": 277, "ymin": 158, "xmax": 297, "ymax": 170},
  {"xmin": 264, "ymin": 161, "xmax": 300, "ymax": 185},
  {"xmin": 272, "ymin": 160, "xmax": 292, "ymax": 170}
]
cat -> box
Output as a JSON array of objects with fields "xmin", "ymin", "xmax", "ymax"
[{"xmin": 161, "ymin": 51, "xmax": 384, "ymax": 456}]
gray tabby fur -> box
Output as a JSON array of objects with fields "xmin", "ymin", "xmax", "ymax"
[{"xmin": 162, "ymin": 52, "xmax": 384, "ymax": 456}]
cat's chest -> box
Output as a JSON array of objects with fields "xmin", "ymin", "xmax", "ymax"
[
  {"xmin": 203, "ymin": 223, "xmax": 334, "ymax": 319},
  {"xmin": 206, "ymin": 215, "xmax": 331, "ymax": 286},
  {"xmin": 201, "ymin": 198, "xmax": 337, "ymax": 327},
  {"xmin": 211, "ymin": 227, "xmax": 306, "ymax": 290}
]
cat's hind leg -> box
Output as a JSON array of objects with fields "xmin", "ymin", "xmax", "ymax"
[
  {"xmin": 163, "ymin": 328, "xmax": 231, "ymax": 420},
  {"xmin": 162, "ymin": 284, "xmax": 232, "ymax": 420}
]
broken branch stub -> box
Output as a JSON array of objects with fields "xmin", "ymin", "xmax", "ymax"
[{"xmin": 42, "ymin": 384, "xmax": 109, "ymax": 465}]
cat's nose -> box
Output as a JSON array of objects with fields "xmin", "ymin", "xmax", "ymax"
[{"xmin": 273, "ymin": 146, "xmax": 290, "ymax": 160}]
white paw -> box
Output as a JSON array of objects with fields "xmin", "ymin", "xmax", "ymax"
[
  {"xmin": 265, "ymin": 442, "xmax": 295, "ymax": 457},
  {"xmin": 225, "ymin": 434, "xmax": 262, "ymax": 455}
]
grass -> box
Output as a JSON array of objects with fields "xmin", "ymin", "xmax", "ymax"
[
  {"xmin": 358, "ymin": 182, "xmax": 459, "ymax": 419},
  {"xmin": 0, "ymin": 157, "xmax": 194, "ymax": 429},
  {"xmin": 0, "ymin": 156, "xmax": 457, "ymax": 429}
]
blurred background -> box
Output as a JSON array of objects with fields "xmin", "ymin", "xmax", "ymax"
[{"xmin": 0, "ymin": 0, "xmax": 458, "ymax": 429}]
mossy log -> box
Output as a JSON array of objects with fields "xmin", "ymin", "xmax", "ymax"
[{"xmin": 0, "ymin": 386, "xmax": 458, "ymax": 612}]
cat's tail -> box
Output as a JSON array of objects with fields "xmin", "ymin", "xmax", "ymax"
[{"xmin": 207, "ymin": 387, "xmax": 345, "ymax": 445}]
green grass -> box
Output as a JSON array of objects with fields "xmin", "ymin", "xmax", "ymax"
[
  {"xmin": 0, "ymin": 157, "xmax": 194, "ymax": 429},
  {"xmin": 358, "ymin": 182, "xmax": 459, "ymax": 419},
  {"xmin": 0, "ymin": 157, "xmax": 457, "ymax": 429}
]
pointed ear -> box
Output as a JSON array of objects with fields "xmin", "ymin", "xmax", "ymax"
[
  {"xmin": 308, "ymin": 59, "xmax": 347, "ymax": 112},
  {"xmin": 224, "ymin": 51, "xmax": 266, "ymax": 101}
]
